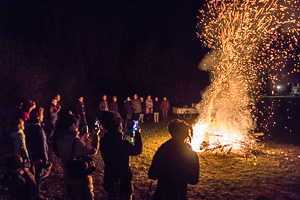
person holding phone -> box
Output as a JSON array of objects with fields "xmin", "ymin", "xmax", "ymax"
[{"xmin": 100, "ymin": 111, "xmax": 142, "ymax": 200}]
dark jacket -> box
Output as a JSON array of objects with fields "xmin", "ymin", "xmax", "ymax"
[
  {"xmin": 100, "ymin": 131, "xmax": 142, "ymax": 189},
  {"xmin": 131, "ymin": 99, "xmax": 142, "ymax": 114},
  {"xmin": 148, "ymin": 139, "xmax": 199, "ymax": 200},
  {"xmin": 160, "ymin": 100, "xmax": 170, "ymax": 112},
  {"xmin": 123, "ymin": 101, "xmax": 133, "ymax": 118},
  {"xmin": 49, "ymin": 103, "xmax": 60, "ymax": 125},
  {"xmin": 109, "ymin": 102, "xmax": 119, "ymax": 113},
  {"xmin": 55, "ymin": 132, "xmax": 93, "ymax": 170},
  {"xmin": 75, "ymin": 102, "xmax": 87, "ymax": 125},
  {"xmin": 153, "ymin": 100, "xmax": 160, "ymax": 113},
  {"xmin": 141, "ymin": 101, "xmax": 146, "ymax": 113},
  {"xmin": 26, "ymin": 123, "xmax": 49, "ymax": 163},
  {"xmin": 99, "ymin": 101, "xmax": 109, "ymax": 111}
]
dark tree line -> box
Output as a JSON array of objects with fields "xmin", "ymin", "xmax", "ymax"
[{"xmin": 0, "ymin": 0, "xmax": 209, "ymax": 107}]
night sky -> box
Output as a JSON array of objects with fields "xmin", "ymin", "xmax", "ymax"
[{"xmin": 0, "ymin": 0, "xmax": 209, "ymax": 106}]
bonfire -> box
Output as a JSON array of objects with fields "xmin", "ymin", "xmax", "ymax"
[{"xmin": 191, "ymin": 0, "xmax": 299, "ymax": 154}]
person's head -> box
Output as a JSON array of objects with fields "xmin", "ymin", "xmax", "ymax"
[
  {"xmin": 127, "ymin": 97, "xmax": 131, "ymax": 101},
  {"xmin": 55, "ymin": 94, "xmax": 61, "ymax": 102},
  {"xmin": 163, "ymin": 97, "xmax": 167, "ymax": 101},
  {"xmin": 133, "ymin": 94, "xmax": 138, "ymax": 100},
  {"xmin": 155, "ymin": 97, "xmax": 159, "ymax": 101},
  {"xmin": 168, "ymin": 119, "xmax": 192, "ymax": 142},
  {"xmin": 10, "ymin": 118, "xmax": 25, "ymax": 132},
  {"xmin": 51, "ymin": 98, "xmax": 58, "ymax": 106},
  {"xmin": 30, "ymin": 100, "xmax": 36, "ymax": 107},
  {"xmin": 147, "ymin": 95, "xmax": 151, "ymax": 100},
  {"xmin": 100, "ymin": 111, "xmax": 123, "ymax": 134},
  {"xmin": 29, "ymin": 107, "xmax": 44, "ymax": 124},
  {"xmin": 56, "ymin": 111, "xmax": 79, "ymax": 134},
  {"xmin": 78, "ymin": 96, "xmax": 84, "ymax": 103},
  {"xmin": 102, "ymin": 95, "xmax": 107, "ymax": 101},
  {"xmin": 17, "ymin": 118, "xmax": 25, "ymax": 131},
  {"xmin": 112, "ymin": 96, "xmax": 117, "ymax": 102},
  {"xmin": 25, "ymin": 100, "xmax": 36, "ymax": 112},
  {"xmin": 140, "ymin": 97, "xmax": 144, "ymax": 102},
  {"xmin": 17, "ymin": 101, "xmax": 24, "ymax": 110}
]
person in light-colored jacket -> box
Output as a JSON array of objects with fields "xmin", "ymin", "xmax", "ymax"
[
  {"xmin": 131, "ymin": 94, "xmax": 142, "ymax": 120},
  {"xmin": 145, "ymin": 95, "xmax": 153, "ymax": 121},
  {"xmin": 9, "ymin": 118, "xmax": 29, "ymax": 161}
]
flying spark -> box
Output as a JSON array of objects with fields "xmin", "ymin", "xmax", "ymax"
[{"xmin": 191, "ymin": 0, "xmax": 299, "ymax": 153}]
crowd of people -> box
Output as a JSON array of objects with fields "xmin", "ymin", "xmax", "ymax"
[
  {"xmin": 98, "ymin": 94, "xmax": 171, "ymax": 124},
  {"xmin": 0, "ymin": 93, "xmax": 199, "ymax": 200}
]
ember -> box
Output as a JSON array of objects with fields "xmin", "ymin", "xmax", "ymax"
[{"xmin": 191, "ymin": 0, "xmax": 299, "ymax": 152}]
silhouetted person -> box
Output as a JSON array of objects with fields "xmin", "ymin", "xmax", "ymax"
[
  {"xmin": 99, "ymin": 95, "xmax": 109, "ymax": 111},
  {"xmin": 160, "ymin": 97, "xmax": 170, "ymax": 120},
  {"xmin": 9, "ymin": 118, "xmax": 29, "ymax": 161},
  {"xmin": 145, "ymin": 95, "xmax": 153, "ymax": 121},
  {"xmin": 7, "ymin": 118, "xmax": 38, "ymax": 200},
  {"xmin": 153, "ymin": 97, "xmax": 160, "ymax": 123},
  {"xmin": 148, "ymin": 119, "xmax": 199, "ymax": 200},
  {"xmin": 100, "ymin": 111, "xmax": 142, "ymax": 200},
  {"xmin": 131, "ymin": 94, "xmax": 142, "ymax": 120},
  {"xmin": 139, "ymin": 97, "xmax": 145, "ymax": 123},
  {"xmin": 22, "ymin": 100, "xmax": 36, "ymax": 122},
  {"xmin": 15, "ymin": 101, "xmax": 25, "ymax": 120},
  {"xmin": 5, "ymin": 155, "xmax": 38, "ymax": 200},
  {"xmin": 123, "ymin": 97, "xmax": 133, "ymax": 128},
  {"xmin": 26, "ymin": 107, "xmax": 51, "ymax": 199},
  {"xmin": 75, "ymin": 96, "xmax": 88, "ymax": 132},
  {"xmin": 109, "ymin": 96, "xmax": 119, "ymax": 113},
  {"xmin": 54, "ymin": 94, "xmax": 62, "ymax": 107},
  {"xmin": 48, "ymin": 98, "xmax": 61, "ymax": 139},
  {"xmin": 54, "ymin": 112, "xmax": 99, "ymax": 200}
]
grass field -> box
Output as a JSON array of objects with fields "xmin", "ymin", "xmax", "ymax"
[{"xmin": 41, "ymin": 122, "xmax": 300, "ymax": 200}]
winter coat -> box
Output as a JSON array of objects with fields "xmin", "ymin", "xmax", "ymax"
[
  {"xmin": 153, "ymin": 100, "xmax": 160, "ymax": 113},
  {"xmin": 26, "ymin": 123, "xmax": 48, "ymax": 163},
  {"xmin": 145, "ymin": 99, "xmax": 153, "ymax": 114},
  {"xmin": 49, "ymin": 104, "xmax": 60, "ymax": 125},
  {"xmin": 160, "ymin": 100, "xmax": 170, "ymax": 112},
  {"xmin": 131, "ymin": 99, "xmax": 142, "ymax": 114},
  {"xmin": 124, "ymin": 101, "xmax": 133, "ymax": 114},
  {"xmin": 99, "ymin": 101, "xmax": 109, "ymax": 111},
  {"xmin": 75, "ymin": 102, "xmax": 87, "ymax": 125},
  {"xmin": 149, "ymin": 139, "xmax": 199, "ymax": 200},
  {"xmin": 109, "ymin": 102, "xmax": 119, "ymax": 113},
  {"xmin": 100, "ymin": 131, "xmax": 142, "ymax": 190}
]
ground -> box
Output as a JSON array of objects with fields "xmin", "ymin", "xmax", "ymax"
[{"xmin": 3, "ymin": 122, "xmax": 300, "ymax": 200}]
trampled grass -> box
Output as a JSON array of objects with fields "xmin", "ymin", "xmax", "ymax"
[{"xmin": 42, "ymin": 122, "xmax": 300, "ymax": 200}]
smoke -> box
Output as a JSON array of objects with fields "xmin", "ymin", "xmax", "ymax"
[{"xmin": 191, "ymin": 0, "xmax": 299, "ymax": 152}]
